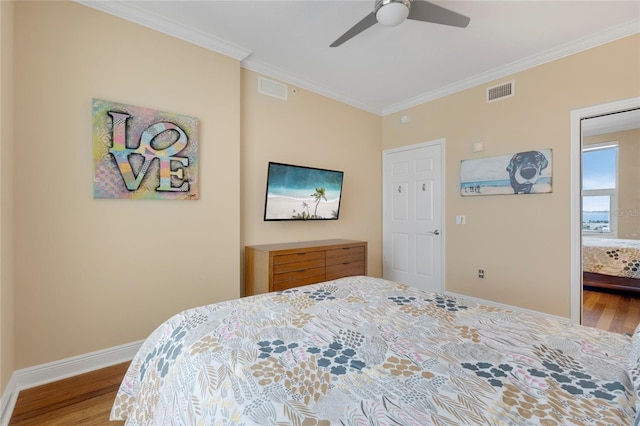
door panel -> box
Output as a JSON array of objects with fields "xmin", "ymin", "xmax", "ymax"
[
  {"xmin": 415, "ymin": 235, "xmax": 434, "ymax": 276},
  {"xmin": 392, "ymin": 182, "xmax": 409, "ymax": 220},
  {"xmin": 391, "ymin": 233, "xmax": 410, "ymax": 273},
  {"xmin": 415, "ymin": 157, "xmax": 433, "ymax": 173},
  {"xmin": 416, "ymin": 180, "xmax": 433, "ymax": 221}
]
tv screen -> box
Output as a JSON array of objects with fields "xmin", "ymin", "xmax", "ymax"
[{"xmin": 264, "ymin": 162, "xmax": 344, "ymax": 221}]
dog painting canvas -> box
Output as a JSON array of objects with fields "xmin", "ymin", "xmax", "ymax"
[{"xmin": 461, "ymin": 149, "xmax": 552, "ymax": 196}]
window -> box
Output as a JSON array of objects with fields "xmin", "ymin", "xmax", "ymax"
[{"xmin": 582, "ymin": 142, "xmax": 618, "ymax": 236}]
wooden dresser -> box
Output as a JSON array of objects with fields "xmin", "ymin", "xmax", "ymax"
[{"xmin": 245, "ymin": 239, "xmax": 367, "ymax": 296}]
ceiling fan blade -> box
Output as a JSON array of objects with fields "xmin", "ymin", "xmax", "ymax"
[
  {"xmin": 408, "ymin": 0, "xmax": 470, "ymax": 28},
  {"xmin": 330, "ymin": 12, "xmax": 378, "ymax": 47}
]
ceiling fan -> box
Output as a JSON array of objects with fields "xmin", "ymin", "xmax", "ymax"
[{"xmin": 330, "ymin": 0, "xmax": 470, "ymax": 47}]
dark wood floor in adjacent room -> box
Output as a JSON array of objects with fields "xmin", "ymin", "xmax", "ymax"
[
  {"xmin": 583, "ymin": 288, "xmax": 640, "ymax": 336},
  {"xmin": 8, "ymin": 289, "xmax": 640, "ymax": 424}
]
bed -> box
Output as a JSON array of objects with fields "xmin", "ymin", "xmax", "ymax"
[
  {"xmin": 110, "ymin": 276, "xmax": 639, "ymax": 425},
  {"xmin": 583, "ymin": 237, "xmax": 640, "ymax": 293}
]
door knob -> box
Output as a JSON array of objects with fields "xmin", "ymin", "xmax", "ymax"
[{"xmin": 428, "ymin": 230, "xmax": 440, "ymax": 235}]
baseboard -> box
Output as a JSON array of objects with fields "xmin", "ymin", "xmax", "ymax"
[
  {"xmin": 445, "ymin": 291, "xmax": 570, "ymax": 323},
  {"xmin": 0, "ymin": 375, "xmax": 17, "ymax": 426},
  {"xmin": 0, "ymin": 339, "xmax": 143, "ymax": 426}
]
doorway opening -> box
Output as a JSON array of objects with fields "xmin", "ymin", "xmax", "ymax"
[{"xmin": 570, "ymin": 97, "xmax": 640, "ymax": 333}]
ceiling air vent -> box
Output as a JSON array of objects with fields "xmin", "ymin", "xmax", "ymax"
[
  {"xmin": 258, "ymin": 76, "xmax": 288, "ymax": 101},
  {"xmin": 486, "ymin": 80, "xmax": 514, "ymax": 103}
]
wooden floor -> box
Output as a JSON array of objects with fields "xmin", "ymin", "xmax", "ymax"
[
  {"xmin": 583, "ymin": 288, "xmax": 640, "ymax": 335},
  {"xmin": 9, "ymin": 362, "xmax": 128, "ymax": 425},
  {"xmin": 8, "ymin": 288, "xmax": 640, "ymax": 424}
]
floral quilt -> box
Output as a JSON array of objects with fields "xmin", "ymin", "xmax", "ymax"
[
  {"xmin": 111, "ymin": 276, "xmax": 636, "ymax": 425},
  {"xmin": 583, "ymin": 237, "xmax": 640, "ymax": 279}
]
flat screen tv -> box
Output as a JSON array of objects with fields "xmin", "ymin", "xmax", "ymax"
[{"xmin": 264, "ymin": 162, "xmax": 344, "ymax": 221}]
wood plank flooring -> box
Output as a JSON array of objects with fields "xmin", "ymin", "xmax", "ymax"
[
  {"xmin": 8, "ymin": 289, "xmax": 640, "ymax": 424},
  {"xmin": 583, "ymin": 288, "xmax": 640, "ymax": 335},
  {"xmin": 9, "ymin": 362, "xmax": 128, "ymax": 425}
]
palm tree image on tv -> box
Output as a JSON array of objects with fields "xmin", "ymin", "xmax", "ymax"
[
  {"xmin": 292, "ymin": 186, "xmax": 330, "ymax": 219},
  {"xmin": 264, "ymin": 163, "xmax": 343, "ymax": 221},
  {"xmin": 292, "ymin": 200, "xmax": 312, "ymax": 220},
  {"xmin": 311, "ymin": 187, "xmax": 326, "ymax": 217}
]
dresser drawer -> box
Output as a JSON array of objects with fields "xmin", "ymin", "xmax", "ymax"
[
  {"xmin": 273, "ymin": 255, "xmax": 324, "ymax": 274},
  {"xmin": 273, "ymin": 251, "xmax": 324, "ymax": 270},
  {"xmin": 326, "ymin": 260, "xmax": 366, "ymax": 281},
  {"xmin": 326, "ymin": 246, "xmax": 365, "ymax": 266},
  {"xmin": 273, "ymin": 267, "xmax": 326, "ymax": 291}
]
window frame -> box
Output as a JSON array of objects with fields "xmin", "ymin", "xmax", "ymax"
[{"xmin": 581, "ymin": 141, "xmax": 618, "ymax": 238}]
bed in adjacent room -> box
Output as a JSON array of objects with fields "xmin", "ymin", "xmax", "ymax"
[
  {"xmin": 111, "ymin": 276, "xmax": 638, "ymax": 425},
  {"xmin": 583, "ymin": 236, "xmax": 640, "ymax": 293}
]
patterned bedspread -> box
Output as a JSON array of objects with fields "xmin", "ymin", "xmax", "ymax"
[
  {"xmin": 583, "ymin": 237, "xmax": 640, "ymax": 279},
  {"xmin": 111, "ymin": 276, "xmax": 636, "ymax": 425}
]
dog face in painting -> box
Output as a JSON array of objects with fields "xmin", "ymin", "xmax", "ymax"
[{"xmin": 506, "ymin": 151, "xmax": 549, "ymax": 194}]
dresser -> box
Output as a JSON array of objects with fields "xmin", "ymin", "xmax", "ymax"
[{"xmin": 245, "ymin": 239, "xmax": 367, "ymax": 296}]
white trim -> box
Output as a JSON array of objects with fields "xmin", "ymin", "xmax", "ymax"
[
  {"xmin": 445, "ymin": 291, "xmax": 570, "ymax": 324},
  {"xmin": 74, "ymin": 1, "xmax": 252, "ymax": 61},
  {"xmin": 582, "ymin": 142, "xmax": 619, "ymax": 153},
  {"xmin": 383, "ymin": 19, "xmax": 639, "ymax": 115},
  {"xmin": 382, "ymin": 139, "xmax": 446, "ymax": 294},
  {"xmin": 0, "ymin": 340, "xmax": 143, "ymax": 425},
  {"xmin": 0, "ymin": 376, "xmax": 17, "ymax": 426},
  {"xmin": 569, "ymin": 97, "xmax": 640, "ymax": 325},
  {"xmin": 14, "ymin": 340, "xmax": 143, "ymax": 390}
]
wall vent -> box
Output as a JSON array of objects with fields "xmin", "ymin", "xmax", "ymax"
[
  {"xmin": 486, "ymin": 80, "xmax": 514, "ymax": 103},
  {"xmin": 258, "ymin": 76, "xmax": 288, "ymax": 101}
]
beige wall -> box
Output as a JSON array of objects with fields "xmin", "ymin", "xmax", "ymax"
[
  {"xmin": 382, "ymin": 35, "xmax": 640, "ymax": 317},
  {"xmin": 0, "ymin": 0, "xmax": 15, "ymax": 392},
  {"xmin": 9, "ymin": 1, "xmax": 383, "ymax": 372},
  {"xmin": 240, "ymin": 69, "xmax": 383, "ymax": 286},
  {"xmin": 584, "ymin": 129, "xmax": 640, "ymax": 239},
  {"xmin": 13, "ymin": 1, "xmax": 241, "ymax": 368}
]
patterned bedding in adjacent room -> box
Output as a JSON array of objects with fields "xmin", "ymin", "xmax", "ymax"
[
  {"xmin": 111, "ymin": 276, "xmax": 637, "ymax": 425},
  {"xmin": 583, "ymin": 237, "xmax": 640, "ymax": 279}
]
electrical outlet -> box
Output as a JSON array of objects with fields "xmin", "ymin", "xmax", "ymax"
[{"xmin": 478, "ymin": 269, "xmax": 485, "ymax": 279}]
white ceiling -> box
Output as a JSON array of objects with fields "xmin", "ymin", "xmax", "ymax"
[
  {"xmin": 80, "ymin": 1, "xmax": 640, "ymax": 116},
  {"xmin": 582, "ymin": 108, "xmax": 640, "ymax": 136}
]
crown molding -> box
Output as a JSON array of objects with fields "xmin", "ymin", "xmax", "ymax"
[
  {"xmin": 74, "ymin": 1, "xmax": 638, "ymax": 117},
  {"xmin": 382, "ymin": 18, "xmax": 640, "ymax": 116},
  {"xmin": 75, "ymin": 1, "xmax": 252, "ymax": 61},
  {"xmin": 241, "ymin": 58, "xmax": 383, "ymax": 116},
  {"xmin": 75, "ymin": 0, "xmax": 380, "ymax": 114}
]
